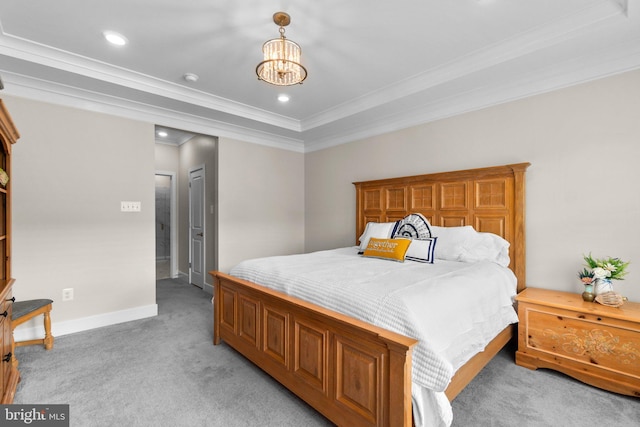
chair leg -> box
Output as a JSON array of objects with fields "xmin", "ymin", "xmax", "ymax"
[{"xmin": 43, "ymin": 309, "xmax": 54, "ymax": 350}]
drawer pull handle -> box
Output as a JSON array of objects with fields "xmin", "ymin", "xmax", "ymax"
[
  {"xmin": 8, "ymin": 297, "xmax": 15, "ymax": 303},
  {"xmin": 2, "ymin": 352, "xmax": 11, "ymax": 363},
  {"xmin": 0, "ymin": 310, "xmax": 7, "ymax": 318}
]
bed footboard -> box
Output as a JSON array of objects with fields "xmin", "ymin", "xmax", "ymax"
[{"xmin": 211, "ymin": 271, "xmax": 417, "ymax": 427}]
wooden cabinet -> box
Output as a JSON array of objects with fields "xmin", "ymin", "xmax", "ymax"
[
  {"xmin": 0, "ymin": 98, "xmax": 20, "ymax": 403},
  {"xmin": 516, "ymin": 287, "xmax": 640, "ymax": 397}
]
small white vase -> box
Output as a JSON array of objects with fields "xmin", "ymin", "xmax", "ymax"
[{"xmin": 593, "ymin": 278, "xmax": 613, "ymax": 295}]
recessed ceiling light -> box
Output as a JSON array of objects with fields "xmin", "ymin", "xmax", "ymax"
[
  {"xmin": 278, "ymin": 94, "xmax": 290, "ymax": 103},
  {"xmin": 157, "ymin": 131, "xmax": 168, "ymax": 138},
  {"xmin": 103, "ymin": 31, "xmax": 128, "ymax": 46}
]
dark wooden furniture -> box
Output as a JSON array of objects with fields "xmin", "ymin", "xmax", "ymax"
[
  {"xmin": 211, "ymin": 162, "xmax": 530, "ymax": 426},
  {"xmin": 516, "ymin": 287, "xmax": 640, "ymax": 397},
  {"xmin": 0, "ymin": 98, "xmax": 20, "ymax": 403}
]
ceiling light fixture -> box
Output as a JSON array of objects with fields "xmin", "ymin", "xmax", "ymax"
[
  {"xmin": 157, "ymin": 131, "xmax": 168, "ymax": 138},
  {"xmin": 256, "ymin": 12, "xmax": 307, "ymax": 86},
  {"xmin": 277, "ymin": 94, "xmax": 290, "ymax": 102},
  {"xmin": 103, "ymin": 31, "xmax": 128, "ymax": 46}
]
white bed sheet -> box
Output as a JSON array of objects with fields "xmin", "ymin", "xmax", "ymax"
[{"xmin": 230, "ymin": 246, "xmax": 518, "ymax": 426}]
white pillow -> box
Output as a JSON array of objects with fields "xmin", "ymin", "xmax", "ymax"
[
  {"xmin": 430, "ymin": 226, "xmax": 475, "ymax": 261},
  {"xmin": 459, "ymin": 232, "xmax": 510, "ymax": 267},
  {"xmin": 405, "ymin": 237, "xmax": 438, "ymax": 263},
  {"xmin": 358, "ymin": 221, "xmax": 399, "ymax": 253},
  {"xmin": 431, "ymin": 226, "xmax": 510, "ymax": 267}
]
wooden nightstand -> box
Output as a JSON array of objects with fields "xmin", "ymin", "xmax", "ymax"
[{"xmin": 515, "ymin": 287, "xmax": 640, "ymax": 397}]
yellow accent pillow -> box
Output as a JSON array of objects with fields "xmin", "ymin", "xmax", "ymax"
[{"xmin": 362, "ymin": 237, "xmax": 411, "ymax": 262}]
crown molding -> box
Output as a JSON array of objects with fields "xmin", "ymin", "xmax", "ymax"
[
  {"xmin": 300, "ymin": 0, "xmax": 627, "ymax": 132},
  {"xmin": 1, "ymin": 1, "xmax": 627, "ymax": 137},
  {"xmin": 4, "ymin": 33, "xmax": 640, "ymax": 156},
  {"xmin": 0, "ymin": 33, "xmax": 302, "ymax": 132},
  {"xmin": 1, "ymin": 0, "xmax": 637, "ymax": 155},
  {"xmin": 304, "ymin": 36, "xmax": 640, "ymax": 153},
  {"xmin": 1, "ymin": 72, "xmax": 306, "ymax": 153}
]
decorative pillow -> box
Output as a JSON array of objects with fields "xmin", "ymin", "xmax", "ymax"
[
  {"xmin": 393, "ymin": 213, "xmax": 432, "ymax": 239},
  {"xmin": 405, "ymin": 237, "xmax": 438, "ymax": 263},
  {"xmin": 358, "ymin": 221, "xmax": 399, "ymax": 253},
  {"xmin": 362, "ymin": 237, "xmax": 411, "ymax": 262}
]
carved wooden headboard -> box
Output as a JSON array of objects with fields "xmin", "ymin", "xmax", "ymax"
[{"xmin": 353, "ymin": 163, "xmax": 530, "ymax": 292}]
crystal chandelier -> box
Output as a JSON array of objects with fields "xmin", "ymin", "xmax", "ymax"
[{"xmin": 256, "ymin": 12, "xmax": 307, "ymax": 86}]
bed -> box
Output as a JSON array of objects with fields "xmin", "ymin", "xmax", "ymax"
[{"xmin": 210, "ymin": 163, "xmax": 530, "ymax": 426}]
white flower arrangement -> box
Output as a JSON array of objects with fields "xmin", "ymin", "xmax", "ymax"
[{"xmin": 580, "ymin": 254, "xmax": 629, "ymax": 282}]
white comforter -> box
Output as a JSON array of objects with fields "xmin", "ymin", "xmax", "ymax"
[{"xmin": 230, "ymin": 247, "xmax": 518, "ymax": 425}]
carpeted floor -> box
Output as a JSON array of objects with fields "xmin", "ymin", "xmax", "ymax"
[
  {"xmin": 451, "ymin": 340, "xmax": 639, "ymax": 427},
  {"xmin": 13, "ymin": 278, "xmax": 640, "ymax": 426},
  {"xmin": 14, "ymin": 278, "xmax": 332, "ymax": 426}
]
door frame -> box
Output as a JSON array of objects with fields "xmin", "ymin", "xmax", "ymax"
[
  {"xmin": 189, "ymin": 165, "xmax": 206, "ymax": 288},
  {"xmin": 155, "ymin": 170, "xmax": 177, "ymax": 278}
]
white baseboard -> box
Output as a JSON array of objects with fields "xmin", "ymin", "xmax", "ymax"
[{"xmin": 13, "ymin": 304, "xmax": 158, "ymax": 342}]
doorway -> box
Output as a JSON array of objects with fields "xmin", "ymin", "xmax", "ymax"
[
  {"xmin": 155, "ymin": 172, "xmax": 177, "ymax": 279},
  {"xmin": 154, "ymin": 127, "xmax": 218, "ymax": 291}
]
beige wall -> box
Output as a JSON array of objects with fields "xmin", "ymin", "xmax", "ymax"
[
  {"xmin": 217, "ymin": 137, "xmax": 305, "ymax": 272},
  {"xmin": 3, "ymin": 92, "xmax": 303, "ymax": 336},
  {"xmin": 155, "ymin": 143, "xmax": 179, "ymax": 172},
  {"xmin": 305, "ymin": 69, "xmax": 640, "ymax": 302},
  {"xmin": 6, "ymin": 95, "xmax": 157, "ymax": 334}
]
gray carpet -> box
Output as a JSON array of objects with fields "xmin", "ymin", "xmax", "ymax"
[
  {"xmin": 14, "ymin": 278, "xmax": 332, "ymax": 427},
  {"xmin": 13, "ymin": 278, "xmax": 640, "ymax": 426},
  {"xmin": 451, "ymin": 341, "xmax": 639, "ymax": 427}
]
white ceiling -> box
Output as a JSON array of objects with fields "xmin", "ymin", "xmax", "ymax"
[{"xmin": 1, "ymin": 0, "xmax": 639, "ymax": 151}]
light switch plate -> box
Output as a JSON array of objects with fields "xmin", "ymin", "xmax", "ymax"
[{"xmin": 121, "ymin": 201, "xmax": 141, "ymax": 212}]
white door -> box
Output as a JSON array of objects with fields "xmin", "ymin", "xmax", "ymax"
[{"xmin": 189, "ymin": 167, "xmax": 205, "ymax": 288}]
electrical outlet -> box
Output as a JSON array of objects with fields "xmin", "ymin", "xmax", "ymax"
[{"xmin": 62, "ymin": 288, "xmax": 74, "ymax": 301}]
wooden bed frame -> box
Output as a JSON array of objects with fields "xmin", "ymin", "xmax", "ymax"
[{"xmin": 211, "ymin": 163, "xmax": 529, "ymax": 426}]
